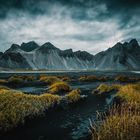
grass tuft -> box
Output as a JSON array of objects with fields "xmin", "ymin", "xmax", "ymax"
[
  {"xmin": 66, "ymin": 89, "xmax": 81, "ymax": 103},
  {"xmin": 48, "ymin": 81, "xmax": 71, "ymax": 94},
  {"xmin": 91, "ymin": 83, "xmax": 140, "ymax": 140},
  {"xmin": 39, "ymin": 75, "xmax": 61, "ymax": 85},
  {"xmin": 93, "ymin": 84, "xmax": 121, "ymax": 95},
  {"xmin": 0, "ymin": 89, "xmax": 61, "ymax": 132},
  {"xmin": 79, "ymin": 75, "xmax": 108, "ymax": 82}
]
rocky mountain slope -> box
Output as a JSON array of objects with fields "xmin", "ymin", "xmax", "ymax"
[
  {"xmin": 93, "ymin": 39, "xmax": 140, "ymax": 70},
  {"xmin": 0, "ymin": 42, "xmax": 94, "ymax": 70},
  {"xmin": 0, "ymin": 39, "xmax": 140, "ymax": 70}
]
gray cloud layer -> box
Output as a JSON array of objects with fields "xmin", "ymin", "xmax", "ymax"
[{"xmin": 0, "ymin": 0, "xmax": 140, "ymax": 54}]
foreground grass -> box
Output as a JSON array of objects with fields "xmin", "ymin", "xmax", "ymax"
[
  {"xmin": 0, "ymin": 88, "xmax": 61, "ymax": 132},
  {"xmin": 91, "ymin": 83, "xmax": 140, "ymax": 140},
  {"xmin": 0, "ymin": 86, "xmax": 81, "ymax": 132}
]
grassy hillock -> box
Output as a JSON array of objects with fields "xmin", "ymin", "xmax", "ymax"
[
  {"xmin": 0, "ymin": 79, "xmax": 8, "ymax": 85},
  {"xmin": 79, "ymin": 75, "xmax": 108, "ymax": 82},
  {"xmin": 57, "ymin": 76, "xmax": 72, "ymax": 82},
  {"xmin": 91, "ymin": 83, "xmax": 140, "ymax": 140},
  {"xmin": 48, "ymin": 81, "xmax": 71, "ymax": 94},
  {"xmin": 0, "ymin": 87, "xmax": 61, "ymax": 132},
  {"xmin": 0, "ymin": 83, "xmax": 82, "ymax": 132},
  {"xmin": 115, "ymin": 75, "xmax": 140, "ymax": 82},
  {"xmin": 66, "ymin": 89, "xmax": 81, "ymax": 103},
  {"xmin": 8, "ymin": 75, "xmax": 36, "ymax": 83},
  {"xmin": 92, "ymin": 84, "xmax": 121, "ymax": 95},
  {"xmin": 39, "ymin": 75, "xmax": 61, "ymax": 85}
]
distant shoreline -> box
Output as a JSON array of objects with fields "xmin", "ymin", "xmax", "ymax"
[{"xmin": 0, "ymin": 70, "xmax": 140, "ymax": 74}]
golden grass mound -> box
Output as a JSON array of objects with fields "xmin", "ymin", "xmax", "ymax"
[
  {"xmin": 91, "ymin": 83, "xmax": 140, "ymax": 140},
  {"xmin": 39, "ymin": 75, "xmax": 61, "ymax": 85},
  {"xmin": 0, "ymin": 79, "xmax": 7, "ymax": 85},
  {"xmin": 66, "ymin": 89, "xmax": 81, "ymax": 103},
  {"xmin": 0, "ymin": 88, "xmax": 61, "ymax": 131},
  {"xmin": 8, "ymin": 76, "xmax": 23, "ymax": 83},
  {"xmin": 92, "ymin": 105, "xmax": 140, "ymax": 140},
  {"xmin": 8, "ymin": 75, "xmax": 36, "ymax": 83},
  {"xmin": 48, "ymin": 81, "xmax": 71, "ymax": 94},
  {"xmin": 115, "ymin": 75, "xmax": 140, "ymax": 82},
  {"xmin": 93, "ymin": 84, "xmax": 121, "ymax": 94},
  {"xmin": 79, "ymin": 75, "xmax": 107, "ymax": 82},
  {"xmin": 0, "ymin": 86, "xmax": 10, "ymax": 91},
  {"xmin": 58, "ymin": 76, "xmax": 71, "ymax": 82},
  {"xmin": 116, "ymin": 83, "xmax": 140, "ymax": 109}
]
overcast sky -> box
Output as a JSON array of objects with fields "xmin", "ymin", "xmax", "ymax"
[{"xmin": 0, "ymin": 0, "xmax": 140, "ymax": 54}]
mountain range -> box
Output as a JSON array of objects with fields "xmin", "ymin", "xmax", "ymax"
[{"xmin": 0, "ymin": 39, "xmax": 140, "ymax": 71}]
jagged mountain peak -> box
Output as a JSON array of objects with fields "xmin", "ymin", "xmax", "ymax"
[
  {"xmin": 93, "ymin": 39, "xmax": 140, "ymax": 70},
  {"xmin": 74, "ymin": 50, "xmax": 94, "ymax": 61},
  {"xmin": 127, "ymin": 39, "xmax": 139, "ymax": 49},
  {"xmin": 64, "ymin": 48, "xmax": 73, "ymax": 52},
  {"xmin": 129, "ymin": 39, "xmax": 139, "ymax": 46},
  {"xmin": 62, "ymin": 49, "xmax": 73, "ymax": 54},
  {"xmin": 114, "ymin": 42, "xmax": 123, "ymax": 47},
  {"xmin": 60, "ymin": 49, "xmax": 74, "ymax": 57},
  {"xmin": 20, "ymin": 41, "xmax": 39, "ymax": 52},
  {"xmin": 41, "ymin": 42, "xmax": 59, "ymax": 49},
  {"xmin": 0, "ymin": 52, "xmax": 3, "ymax": 59},
  {"xmin": 0, "ymin": 39, "xmax": 140, "ymax": 70},
  {"xmin": 126, "ymin": 39, "xmax": 140, "ymax": 53},
  {"xmin": 37, "ymin": 42, "xmax": 60, "ymax": 53},
  {"xmin": 106, "ymin": 39, "xmax": 139, "ymax": 53},
  {"xmin": 5, "ymin": 44, "xmax": 21, "ymax": 53},
  {"xmin": 111, "ymin": 42, "xmax": 124, "ymax": 50}
]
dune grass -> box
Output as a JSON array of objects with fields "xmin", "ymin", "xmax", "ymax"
[
  {"xmin": 91, "ymin": 83, "xmax": 140, "ymax": 140},
  {"xmin": 0, "ymin": 79, "xmax": 7, "ymax": 85},
  {"xmin": 0, "ymin": 87, "xmax": 61, "ymax": 132},
  {"xmin": 39, "ymin": 75, "xmax": 61, "ymax": 85},
  {"xmin": 66, "ymin": 89, "xmax": 81, "ymax": 103},
  {"xmin": 116, "ymin": 83, "xmax": 140, "ymax": 109},
  {"xmin": 92, "ymin": 105, "xmax": 140, "ymax": 140},
  {"xmin": 115, "ymin": 75, "xmax": 140, "ymax": 82},
  {"xmin": 58, "ymin": 76, "xmax": 71, "ymax": 82},
  {"xmin": 0, "ymin": 86, "xmax": 10, "ymax": 91},
  {"xmin": 0, "ymin": 83, "xmax": 82, "ymax": 132},
  {"xmin": 93, "ymin": 84, "xmax": 121, "ymax": 95},
  {"xmin": 8, "ymin": 76, "xmax": 24, "ymax": 83},
  {"xmin": 79, "ymin": 75, "xmax": 108, "ymax": 82},
  {"xmin": 48, "ymin": 81, "xmax": 71, "ymax": 94}
]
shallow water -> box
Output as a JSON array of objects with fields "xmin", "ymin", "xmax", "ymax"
[{"xmin": 17, "ymin": 86, "xmax": 49, "ymax": 94}]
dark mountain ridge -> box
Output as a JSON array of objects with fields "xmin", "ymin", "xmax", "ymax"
[{"xmin": 0, "ymin": 39, "xmax": 140, "ymax": 70}]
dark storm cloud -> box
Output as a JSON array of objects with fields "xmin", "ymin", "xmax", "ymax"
[
  {"xmin": 0, "ymin": 0, "xmax": 140, "ymax": 54},
  {"xmin": 0, "ymin": 0, "xmax": 139, "ymax": 26},
  {"xmin": 0, "ymin": 0, "xmax": 139, "ymax": 33}
]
